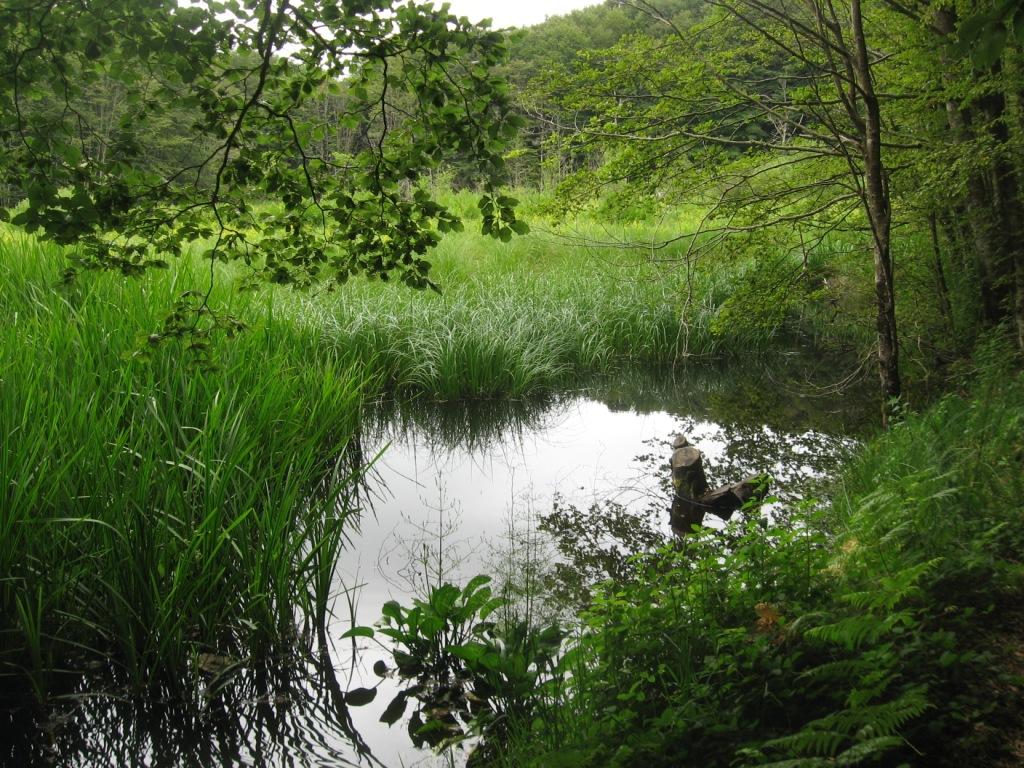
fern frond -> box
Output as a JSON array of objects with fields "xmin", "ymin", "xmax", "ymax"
[
  {"xmin": 840, "ymin": 558, "xmax": 941, "ymax": 611},
  {"xmin": 835, "ymin": 735, "xmax": 905, "ymax": 766},
  {"xmin": 812, "ymin": 690, "xmax": 930, "ymax": 737},
  {"xmin": 763, "ymin": 728, "xmax": 846, "ymax": 757},
  {"xmin": 806, "ymin": 611, "xmax": 909, "ymax": 650},
  {"xmin": 798, "ymin": 658, "xmax": 870, "ymax": 683}
]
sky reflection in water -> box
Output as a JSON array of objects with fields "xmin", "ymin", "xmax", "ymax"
[{"xmin": 4, "ymin": 363, "xmax": 873, "ymax": 767}]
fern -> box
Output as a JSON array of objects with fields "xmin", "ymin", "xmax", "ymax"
[
  {"xmin": 797, "ymin": 658, "xmax": 870, "ymax": 683},
  {"xmin": 805, "ymin": 610, "xmax": 911, "ymax": 650},
  {"xmin": 841, "ymin": 558, "xmax": 941, "ymax": 611},
  {"xmin": 815, "ymin": 691, "xmax": 930, "ymax": 736},
  {"xmin": 834, "ymin": 735, "xmax": 906, "ymax": 766},
  {"xmin": 762, "ymin": 728, "xmax": 847, "ymax": 757},
  {"xmin": 758, "ymin": 689, "xmax": 928, "ymax": 766}
]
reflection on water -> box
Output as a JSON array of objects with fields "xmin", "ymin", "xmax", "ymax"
[
  {"xmin": 3, "ymin": 358, "xmax": 873, "ymax": 767},
  {"xmin": 1, "ymin": 648, "xmax": 382, "ymax": 768}
]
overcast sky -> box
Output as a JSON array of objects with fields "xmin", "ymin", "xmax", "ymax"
[{"xmin": 442, "ymin": 0, "xmax": 603, "ymax": 29}]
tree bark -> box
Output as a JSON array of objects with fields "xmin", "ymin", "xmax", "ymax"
[
  {"xmin": 851, "ymin": 0, "xmax": 900, "ymax": 425},
  {"xmin": 934, "ymin": 9, "xmax": 1023, "ymax": 344},
  {"xmin": 928, "ymin": 214, "xmax": 954, "ymax": 336}
]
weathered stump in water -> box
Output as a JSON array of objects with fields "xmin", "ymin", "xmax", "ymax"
[{"xmin": 669, "ymin": 434, "xmax": 769, "ymax": 535}]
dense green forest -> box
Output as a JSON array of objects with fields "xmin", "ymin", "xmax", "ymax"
[{"xmin": 2, "ymin": 0, "xmax": 1023, "ymax": 766}]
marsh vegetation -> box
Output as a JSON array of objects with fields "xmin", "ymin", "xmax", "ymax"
[{"xmin": 2, "ymin": 0, "xmax": 1024, "ymax": 766}]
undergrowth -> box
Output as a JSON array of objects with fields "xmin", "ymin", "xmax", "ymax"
[{"xmin": 407, "ymin": 332, "xmax": 1024, "ymax": 767}]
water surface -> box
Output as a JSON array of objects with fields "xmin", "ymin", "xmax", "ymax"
[{"xmin": 2, "ymin": 360, "xmax": 874, "ymax": 767}]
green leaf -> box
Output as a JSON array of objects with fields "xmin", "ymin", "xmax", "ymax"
[
  {"xmin": 381, "ymin": 600, "xmax": 403, "ymax": 623},
  {"xmin": 479, "ymin": 597, "xmax": 505, "ymax": 621},
  {"xmin": 461, "ymin": 574, "xmax": 492, "ymax": 599},
  {"xmin": 971, "ymin": 22, "xmax": 1008, "ymax": 68},
  {"xmin": 341, "ymin": 626, "xmax": 375, "ymax": 639},
  {"xmin": 449, "ymin": 642, "xmax": 488, "ymax": 664}
]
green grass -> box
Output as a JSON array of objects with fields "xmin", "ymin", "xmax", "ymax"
[
  {"xmin": 0, "ymin": 232, "xmax": 370, "ymax": 697},
  {"xmin": 295, "ymin": 192, "xmax": 853, "ymax": 401},
  {"xmin": 0, "ymin": 189, "xmax": 917, "ymax": 706}
]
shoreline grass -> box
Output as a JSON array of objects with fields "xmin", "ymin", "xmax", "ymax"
[{"xmin": 0, "ymin": 233, "xmax": 371, "ymax": 698}]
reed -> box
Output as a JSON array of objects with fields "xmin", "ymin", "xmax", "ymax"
[{"xmin": 0, "ymin": 233, "xmax": 369, "ymax": 697}]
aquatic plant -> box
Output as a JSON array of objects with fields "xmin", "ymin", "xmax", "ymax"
[{"xmin": 0, "ymin": 233, "xmax": 370, "ymax": 698}]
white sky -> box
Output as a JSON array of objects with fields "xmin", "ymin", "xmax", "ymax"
[{"xmin": 442, "ymin": 0, "xmax": 603, "ymax": 29}]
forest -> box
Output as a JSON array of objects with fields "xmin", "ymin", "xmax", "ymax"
[{"xmin": 1, "ymin": 0, "xmax": 1023, "ymax": 765}]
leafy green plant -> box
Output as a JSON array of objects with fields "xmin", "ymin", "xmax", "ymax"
[{"xmin": 362, "ymin": 576, "xmax": 565, "ymax": 756}]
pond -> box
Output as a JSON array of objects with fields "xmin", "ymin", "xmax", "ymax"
[{"xmin": 1, "ymin": 358, "xmax": 874, "ymax": 767}]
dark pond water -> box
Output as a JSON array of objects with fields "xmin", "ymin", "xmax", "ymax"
[{"xmin": 1, "ymin": 358, "xmax": 874, "ymax": 767}]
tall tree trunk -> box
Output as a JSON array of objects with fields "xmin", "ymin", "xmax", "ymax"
[
  {"xmin": 935, "ymin": 9, "xmax": 1012, "ymax": 326},
  {"xmin": 929, "ymin": 213, "xmax": 955, "ymax": 339},
  {"xmin": 980, "ymin": 85, "xmax": 1024, "ymax": 351},
  {"xmin": 851, "ymin": 0, "xmax": 900, "ymax": 425}
]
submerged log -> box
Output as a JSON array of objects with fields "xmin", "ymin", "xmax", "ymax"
[{"xmin": 668, "ymin": 434, "xmax": 769, "ymax": 535}]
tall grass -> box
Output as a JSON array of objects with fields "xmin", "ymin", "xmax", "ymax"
[
  {"xmin": 0, "ymin": 232, "xmax": 370, "ymax": 699},
  {"xmin": 295, "ymin": 210, "xmax": 827, "ymax": 401}
]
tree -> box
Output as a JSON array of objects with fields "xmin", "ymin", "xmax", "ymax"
[
  {"xmin": 537, "ymin": 0, "xmax": 923, "ymax": 423},
  {"xmin": 0, "ymin": 0, "xmax": 525, "ymax": 304}
]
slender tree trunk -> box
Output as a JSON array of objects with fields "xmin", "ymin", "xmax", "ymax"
[
  {"xmin": 929, "ymin": 213, "xmax": 955, "ymax": 339},
  {"xmin": 851, "ymin": 0, "xmax": 900, "ymax": 425},
  {"xmin": 939, "ymin": 208, "xmax": 972, "ymax": 274},
  {"xmin": 934, "ymin": 9, "xmax": 1013, "ymax": 326},
  {"xmin": 981, "ymin": 87, "xmax": 1024, "ymax": 350}
]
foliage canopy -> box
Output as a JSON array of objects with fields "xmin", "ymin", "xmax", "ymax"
[{"xmin": 0, "ymin": 0, "xmax": 525, "ymax": 293}]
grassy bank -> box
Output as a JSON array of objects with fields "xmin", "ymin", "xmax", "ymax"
[
  {"xmin": 475, "ymin": 333, "xmax": 1024, "ymax": 766},
  {"xmin": 296, "ymin": 189, "xmax": 886, "ymax": 400},
  {"xmin": 0, "ymin": 232, "xmax": 370, "ymax": 699},
  {"xmin": 0, "ymin": 209, "xmax": 739, "ymax": 703}
]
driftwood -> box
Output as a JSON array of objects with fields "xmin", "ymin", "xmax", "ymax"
[{"xmin": 669, "ymin": 434, "xmax": 768, "ymax": 536}]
